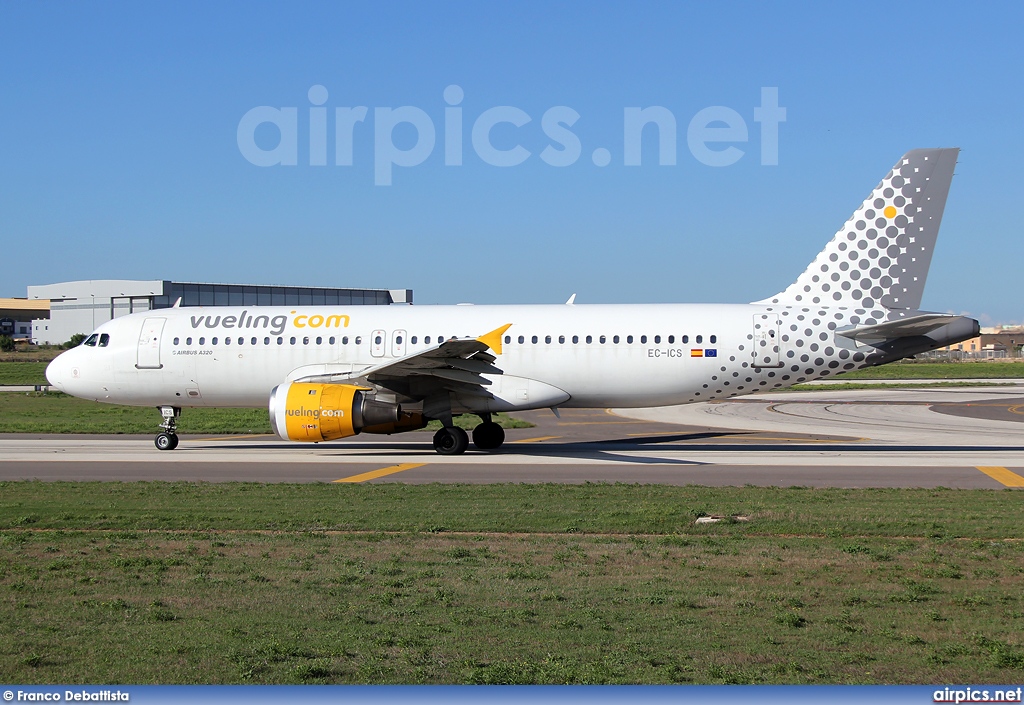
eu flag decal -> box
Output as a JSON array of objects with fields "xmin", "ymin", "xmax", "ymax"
[
  {"xmin": 690, "ymin": 349, "xmax": 703, "ymax": 357},
  {"xmin": 705, "ymin": 349, "xmax": 717, "ymax": 357}
]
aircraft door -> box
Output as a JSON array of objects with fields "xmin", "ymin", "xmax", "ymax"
[
  {"xmin": 391, "ymin": 329, "xmax": 407, "ymax": 357},
  {"xmin": 370, "ymin": 329, "xmax": 386, "ymax": 357},
  {"xmin": 136, "ymin": 317, "xmax": 166, "ymax": 369},
  {"xmin": 752, "ymin": 313, "xmax": 783, "ymax": 368}
]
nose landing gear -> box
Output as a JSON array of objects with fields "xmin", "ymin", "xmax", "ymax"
[{"xmin": 155, "ymin": 406, "xmax": 181, "ymax": 451}]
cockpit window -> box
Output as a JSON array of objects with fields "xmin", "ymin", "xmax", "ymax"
[
  {"xmin": 98, "ymin": 334, "xmax": 110, "ymax": 347},
  {"xmin": 83, "ymin": 334, "xmax": 98, "ymax": 347}
]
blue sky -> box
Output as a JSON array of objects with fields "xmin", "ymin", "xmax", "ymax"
[{"xmin": 2, "ymin": 2, "xmax": 1022, "ymax": 324}]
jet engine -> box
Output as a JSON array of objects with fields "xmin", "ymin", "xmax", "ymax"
[{"xmin": 269, "ymin": 382, "xmax": 402, "ymax": 442}]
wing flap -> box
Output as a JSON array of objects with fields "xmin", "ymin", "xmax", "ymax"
[{"xmin": 289, "ymin": 324, "xmax": 512, "ymax": 402}]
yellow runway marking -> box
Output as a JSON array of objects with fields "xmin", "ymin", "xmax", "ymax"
[
  {"xmin": 557, "ymin": 421, "xmax": 648, "ymax": 426},
  {"xmin": 333, "ymin": 463, "xmax": 426, "ymax": 483},
  {"xmin": 510, "ymin": 436, "xmax": 562, "ymax": 443},
  {"xmin": 976, "ymin": 466, "xmax": 1024, "ymax": 488}
]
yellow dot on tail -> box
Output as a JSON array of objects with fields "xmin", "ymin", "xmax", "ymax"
[{"xmin": 884, "ymin": 205, "xmax": 897, "ymax": 218}]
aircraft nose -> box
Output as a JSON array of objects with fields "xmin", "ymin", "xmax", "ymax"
[{"xmin": 45, "ymin": 354, "xmax": 68, "ymax": 392}]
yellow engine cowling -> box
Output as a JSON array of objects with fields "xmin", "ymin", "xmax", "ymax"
[{"xmin": 269, "ymin": 382, "xmax": 402, "ymax": 442}]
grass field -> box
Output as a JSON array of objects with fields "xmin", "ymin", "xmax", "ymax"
[
  {"xmin": 0, "ymin": 361, "xmax": 48, "ymax": 385},
  {"xmin": 0, "ymin": 483, "xmax": 1021, "ymax": 684},
  {"xmin": 0, "ymin": 392, "xmax": 530, "ymax": 434},
  {"xmin": 837, "ymin": 361, "xmax": 1024, "ymax": 379},
  {"xmin": 0, "ymin": 349, "xmax": 62, "ymax": 363},
  {"xmin": 789, "ymin": 382, "xmax": 1018, "ymax": 392}
]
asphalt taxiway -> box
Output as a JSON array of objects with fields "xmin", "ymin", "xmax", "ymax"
[{"xmin": 1, "ymin": 385, "xmax": 1023, "ymax": 488}]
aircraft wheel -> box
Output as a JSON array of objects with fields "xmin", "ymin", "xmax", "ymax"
[
  {"xmin": 433, "ymin": 426, "xmax": 469, "ymax": 455},
  {"xmin": 472, "ymin": 421, "xmax": 505, "ymax": 450},
  {"xmin": 155, "ymin": 432, "xmax": 178, "ymax": 451}
]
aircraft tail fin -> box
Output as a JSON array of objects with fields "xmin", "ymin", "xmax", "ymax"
[{"xmin": 756, "ymin": 148, "xmax": 959, "ymax": 310}]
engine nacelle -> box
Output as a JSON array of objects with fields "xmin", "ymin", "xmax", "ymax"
[{"xmin": 269, "ymin": 382, "xmax": 401, "ymax": 442}]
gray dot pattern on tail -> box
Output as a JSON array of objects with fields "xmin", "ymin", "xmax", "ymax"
[{"xmin": 768, "ymin": 149, "xmax": 955, "ymax": 310}]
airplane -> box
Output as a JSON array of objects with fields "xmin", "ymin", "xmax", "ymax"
[{"xmin": 45, "ymin": 148, "xmax": 979, "ymax": 455}]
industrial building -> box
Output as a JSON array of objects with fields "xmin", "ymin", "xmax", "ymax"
[
  {"xmin": 0, "ymin": 298, "xmax": 50, "ymax": 340},
  {"xmin": 935, "ymin": 326, "xmax": 1024, "ymax": 359},
  {"xmin": 25, "ymin": 280, "xmax": 412, "ymax": 346}
]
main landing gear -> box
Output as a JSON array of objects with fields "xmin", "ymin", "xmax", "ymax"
[
  {"xmin": 472, "ymin": 419, "xmax": 505, "ymax": 450},
  {"xmin": 155, "ymin": 406, "xmax": 180, "ymax": 451},
  {"xmin": 431, "ymin": 415, "xmax": 506, "ymax": 455},
  {"xmin": 432, "ymin": 426, "xmax": 469, "ymax": 455}
]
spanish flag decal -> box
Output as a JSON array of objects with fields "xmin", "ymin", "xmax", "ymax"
[{"xmin": 690, "ymin": 349, "xmax": 703, "ymax": 357}]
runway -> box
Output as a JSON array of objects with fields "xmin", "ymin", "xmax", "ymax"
[{"xmin": 2, "ymin": 385, "xmax": 1023, "ymax": 488}]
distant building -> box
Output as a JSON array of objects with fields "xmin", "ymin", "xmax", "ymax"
[
  {"xmin": 0, "ymin": 298, "xmax": 50, "ymax": 340},
  {"xmin": 936, "ymin": 325, "xmax": 1023, "ymax": 359},
  {"xmin": 26, "ymin": 280, "xmax": 412, "ymax": 345}
]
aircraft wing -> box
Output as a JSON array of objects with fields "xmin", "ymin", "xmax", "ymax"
[
  {"xmin": 290, "ymin": 324, "xmax": 512, "ymax": 400},
  {"xmin": 836, "ymin": 314, "xmax": 972, "ymax": 345}
]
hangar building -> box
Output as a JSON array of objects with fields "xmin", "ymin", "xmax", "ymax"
[{"xmin": 26, "ymin": 280, "xmax": 412, "ymax": 345}]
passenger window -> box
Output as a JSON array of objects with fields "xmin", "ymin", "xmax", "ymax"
[
  {"xmin": 98, "ymin": 334, "xmax": 110, "ymax": 347},
  {"xmin": 545, "ymin": 335, "xmax": 551, "ymax": 344},
  {"xmin": 518, "ymin": 335, "xmax": 525, "ymax": 344},
  {"xmin": 186, "ymin": 337, "xmax": 193, "ymax": 346},
  {"xmin": 424, "ymin": 336, "xmax": 431, "ymax": 344},
  {"xmin": 710, "ymin": 335, "xmax": 717, "ymax": 344},
  {"xmin": 558, "ymin": 335, "xmax": 565, "ymax": 344},
  {"xmin": 265, "ymin": 337, "xmax": 271, "ymax": 345},
  {"xmin": 252, "ymin": 337, "xmax": 258, "ymax": 345},
  {"xmin": 237, "ymin": 337, "xmax": 244, "ymax": 345},
  {"xmin": 682, "ymin": 335, "xmax": 689, "ymax": 344},
  {"xmin": 504, "ymin": 335, "xmax": 510, "ymax": 344},
  {"xmin": 640, "ymin": 335, "xmax": 647, "ymax": 344},
  {"xmin": 437, "ymin": 336, "xmax": 445, "ymax": 343},
  {"xmin": 303, "ymin": 337, "xmax": 309, "ymax": 345},
  {"xmin": 599, "ymin": 335, "xmax": 606, "ymax": 344},
  {"xmin": 411, "ymin": 336, "xmax": 417, "ymax": 344},
  {"xmin": 355, "ymin": 336, "xmax": 362, "ymax": 345},
  {"xmin": 342, "ymin": 336, "xmax": 349, "ymax": 345},
  {"xmin": 173, "ymin": 337, "xmax": 179, "ymax": 346},
  {"xmin": 374, "ymin": 335, "xmax": 382, "ymax": 345},
  {"xmin": 654, "ymin": 335, "xmax": 661, "ymax": 344},
  {"xmin": 316, "ymin": 336, "xmax": 323, "ymax": 345},
  {"xmin": 199, "ymin": 337, "xmax": 205, "ymax": 345},
  {"xmin": 668, "ymin": 335, "xmax": 675, "ymax": 344},
  {"xmin": 277, "ymin": 337, "xmax": 283, "ymax": 345},
  {"xmin": 696, "ymin": 335, "xmax": 703, "ymax": 344},
  {"xmin": 627, "ymin": 335, "xmax": 633, "ymax": 344},
  {"xmin": 212, "ymin": 337, "xmax": 218, "ymax": 345},
  {"xmin": 395, "ymin": 336, "xmax": 402, "ymax": 345},
  {"xmin": 84, "ymin": 334, "xmax": 98, "ymax": 347},
  {"xmin": 532, "ymin": 335, "xmax": 538, "ymax": 344},
  {"xmin": 586, "ymin": 335, "xmax": 593, "ymax": 344},
  {"xmin": 613, "ymin": 335, "xmax": 619, "ymax": 344},
  {"xmin": 225, "ymin": 337, "xmax": 231, "ymax": 345},
  {"xmin": 572, "ymin": 335, "xmax": 579, "ymax": 344},
  {"xmin": 328, "ymin": 336, "xmax": 335, "ymax": 345},
  {"xmin": 290, "ymin": 337, "xmax": 296, "ymax": 345}
]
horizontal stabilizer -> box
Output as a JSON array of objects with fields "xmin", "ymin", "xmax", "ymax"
[{"xmin": 837, "ymin": 313, "xmax": 976, "ymax": 345}]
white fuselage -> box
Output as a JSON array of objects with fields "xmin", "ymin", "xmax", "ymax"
[{"xmin": 44, "ymin": 302, "xmax": 877, "ymax": 412}]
